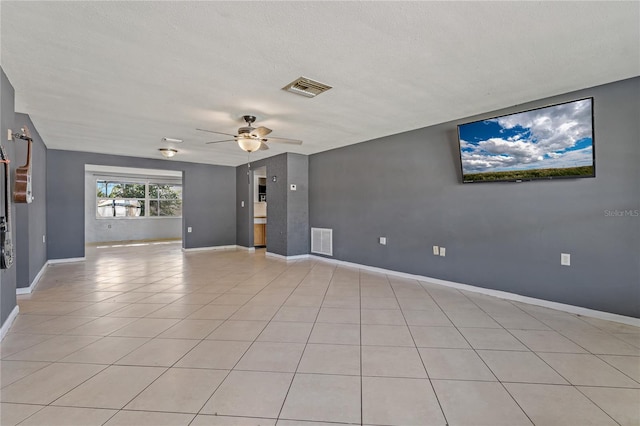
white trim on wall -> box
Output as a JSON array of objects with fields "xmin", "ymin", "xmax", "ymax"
[
  {"xmin": 182, "ymin": 245, "xmax": 239, "ymax": 252},
  {"xmin": 1, "ymin": 305, "xmax": 19, "ymax": 341},
  {"xmin": 16, "ymin": 262, "xmax": 49, "ymax": 295},
  {"xmin": 48, "ymin": 257, "xmax": 86, "ymax": 264},
  {"xmin": 236, "ymin": 246, "xmax": 256, "ymax": 253},
  {"xmin": 266, "ymin": 252, "xmax": 310, "ymax": 261},
  {"xmin": 308, "ymin": 255, "xmax": 640, "ymax": 327}
]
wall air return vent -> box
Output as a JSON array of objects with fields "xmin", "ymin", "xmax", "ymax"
[
  {"xmin": 311, "ymin": 227, "xmax": 333, "ymax": 256},
  {"xmin": 283, "ymin": 77, "xmax": 332, "ymax": 98}
]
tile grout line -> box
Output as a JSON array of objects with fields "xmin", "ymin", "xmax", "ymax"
[
  {"xmin": 189, "ymin": 259, "xmax": 331, "ymax": 422},
  {"xmin": 14, "ymin": 251, "xmax": 265, "ymax": 421},
  {"xmin": 386, "ymin": 274, "xmax": 449, "ymax": 426},
  {"xmin": 274, "ymin": 261, "xmax": 337, "ymax": 422},
  {"xmin": 358, "ymin": 269, "xmax": 363, "ymax": 426},
  {"xmin": 189, "ymin": 263, "xmax": 310, "ymax": 422},
  {"xmin": 501, "ymin": 299, "xmax": 640, "ymax": 383},
  {"xmin": 459, "ymin": 291, "xmax": 625, "ymax": 426},
  {"xmin": 472, "ymin": 294, "xmax": 640, "ymax": 385},
  {"xmin": 5, "ymin": 245, "xmax": 638, "ymax": 425},
  {"xmin": 420, "ymin": 284, "xmax": 535, "ymax": 426},
  {"xmin": 458, "ymin": 291, "xmax": 577, "ymax": 383}
]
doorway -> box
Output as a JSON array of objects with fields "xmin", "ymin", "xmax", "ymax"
[{"xmin": 253, "ymin": 166, "xmax": 267, "ymax": 247}]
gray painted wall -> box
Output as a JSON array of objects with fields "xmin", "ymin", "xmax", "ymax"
[
  {"xmin": 0, "ymin": 68, "xmax": 17, "ymax": 324},
  {"xmin": 309, "ymin": 77, "xmax": 640, "ymax": 317},
  {"xmin": 286, "ymin": 153, "xmax": 309, "ymax": 256},
  {"xmin": 47, "ymin": 150, "xmax": 236, "ymax": 259},
  {"xmin": 235, "ymin": 153, "xmax": 309, "ymax": 256},
  {"xmin": 236, "ymin": 163, "xmax": 252, "ymax": 248},
  {"xmin": 182, "ymin": 162, "xmax": 236, "ymax": 249},
  {"xmin": 264, "ymin": 155, "xmax": 288, "ymax": 256},
  {"xmin": 14, "ymin": 114, "xmax": 47, "ymax": 289}
]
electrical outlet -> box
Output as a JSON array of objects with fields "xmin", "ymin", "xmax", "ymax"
[
  {"xmin": 241, "ymin": 201, "xmax": 245, "ymax": 207},
  {"xmin": 379, "ymin": 237, "xmax": 386, "ymax": 245},
  {"xmin": 561, "ymin": 253, "xmax": 570, "ymax": 266},
  {"xmin": 187, "ymin": 227, "xmax": 193, "ymax": 233},
  {"xmin": 439, "ymin": 247, "xmax": 446, "ymax": 257},
  {"xmin": 42, "ymin": 235, "xmax": 46, "ymax": 243},
  {"xmin": 433, "ymin": 245, "xmax": 439, "ymax": 255},
  {"xmin": 290, "ymin": 184, "xmax": 297, "ymax": 191},
  {"xmin": 7, "ymin": 129, "xmax": 13, "ymax": 141}
]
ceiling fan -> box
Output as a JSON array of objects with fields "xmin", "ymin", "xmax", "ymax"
[{"xmin": 197, "ymin": 115, "xmax": 302, "ymax": 153}]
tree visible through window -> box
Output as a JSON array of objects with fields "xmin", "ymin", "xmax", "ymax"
[
  {"xmin": 149, "ymin": 184, "xmax": 182, "ymax": 217},
  {"xmin": 96, "ymin": 180, "xmax": 182, "ymax": 218}
]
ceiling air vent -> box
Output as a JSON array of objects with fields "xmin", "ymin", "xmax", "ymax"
[{"xmin": 282, "ymin": 77, "xmax": 332, "ymax": 98}]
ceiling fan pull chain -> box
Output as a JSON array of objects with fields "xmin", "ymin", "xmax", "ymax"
[{"xmin": 247, "ymin": 152, "xmax": 251, "ymax": 184}]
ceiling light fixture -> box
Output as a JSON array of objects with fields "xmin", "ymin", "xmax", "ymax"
[
  {"xmin": 159, "ymin": 148, "xmax": 178, "ymax": 158},
  {"xmin": 237, "ymin": 137, "xmax": 262, "ymax": 153}
]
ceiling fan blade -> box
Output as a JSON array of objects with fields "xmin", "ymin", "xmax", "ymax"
[
  {"xmin": 251, "ymin": 126, "xmax": 272, "ymax": 138},
  {"xmin": 266, "ymin": 137, "xmax": 303, "ymax": 145},
  {"xmin": 196, "ymin": 128, "xmax": 237, "ymax": 138},
  {"xmin": 205, "ymin": 139, "xmax": 236, "ymax": 144},
  {"xmin": 258, "ymin": 141, "xmax": 269, "ymax": 151}
]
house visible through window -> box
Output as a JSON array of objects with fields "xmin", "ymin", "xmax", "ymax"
[{"xmin": 96, "ymin": 180, "xmax": 182, "ymax": 218}]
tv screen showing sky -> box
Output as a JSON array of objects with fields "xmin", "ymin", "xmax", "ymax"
[{"xmin": 458, "ymin": 98, "xmax": 594, "ymax": 182}]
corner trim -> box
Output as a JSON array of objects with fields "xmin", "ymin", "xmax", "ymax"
[
  {"xmin": 1, "ymin": 305, "xmax": 20, "ymax": 341},
  {"xmin": 266, "ymin": 252, "xmax": 310, "ymax": 261},
  {"xmin": 16, "ymin": 261, "xmax": 49, "ymax": 295},
  {"xmin": 308, "ymin": 255, "xmax": 640, "ymax": 327},
  {"xmin": 48, "ymin": 257, "xmax": 86, "ymax": 264},
  {"xmin": 182, "ymin": 245, "xmax": 239, "ymax": 252}
]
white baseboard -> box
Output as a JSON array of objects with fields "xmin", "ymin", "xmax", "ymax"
[
  {"xmin": 16, "ymin": 261, "xmax": 49, "ymax": 295},
  {"xmin": 308, "ymin": 255, "xmax": 640, "ymax": 327},
  {"xmin": 1, "ymin": 305, "xmax": 19, "ymax": 341},
  {"xmin": 266, "ymin": 252, "xmax": 310, "ymax": 261},
  {"xmin": 48, "ymin": 257, "xmax": 86, "ymax": 264},
  {"xmin": 236, "ymin": 246, "xmax": 256, "ymax": 253},
  {"xmin": 182, "ymin": 245, "xmax": 238, "ymax": 252}
]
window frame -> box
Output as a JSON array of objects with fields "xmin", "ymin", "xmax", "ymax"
[
  {"xmin": 95, "ymin": 178, "xmax": 183, "ymax": 220},
  {"xmin": 148, "ymin": 183, "xmax": 183, "ymax": 218}
]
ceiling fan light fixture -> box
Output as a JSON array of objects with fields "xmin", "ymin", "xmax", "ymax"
[
  {"xmin": 159, "ymin": 148, "xmax": 178, "ymax": 158},
  {"xmin": 237, "ymin": 137, "xmax": 261, "ymax": 153}
]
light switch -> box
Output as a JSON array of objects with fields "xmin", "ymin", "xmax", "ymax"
[
  {"xmin": 433, "ymin": 246, "xmax": 439, "ymax": 255},
  {"xmin": 379, "ymin": 237, "xmax": 386, "ymax": 245},
  {"xmin": 439, "ymin": 247, "xmax": 446, "ymax": 257},
  {"xmin": 561, "ymin": 253, "xmax": 570, "ymax": 266},
  {"xmin": 290, "ymin": 184, "xmax": 297, "ymax": 191},
  {"xmin": 187, "ymin": 227, "xmax": 193, "ymax": 233},
  {"xmin": 241, "ymin": 201, "xmax": 245, "ymax": 207}
]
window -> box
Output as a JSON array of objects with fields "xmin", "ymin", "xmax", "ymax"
[
  {"xmin": 96, "ymin": 180, "xmax": 182, "ymax": 218},
  {"xmin": 149, "ymin": 184, "xmax": 183, "ymax": 217}
]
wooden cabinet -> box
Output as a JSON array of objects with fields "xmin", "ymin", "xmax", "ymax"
[{"xmin": 254, "ymin": 223, "xmax": 266, "ymax": 246}]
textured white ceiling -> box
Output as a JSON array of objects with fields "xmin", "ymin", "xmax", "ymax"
[{"xmin": 2, "ymin": 2, "xmax": 639, "ymax": 166}]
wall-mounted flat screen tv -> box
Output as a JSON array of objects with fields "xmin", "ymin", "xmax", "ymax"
[{"xmin": 457, "ymin": 97, "xmax": 595, "ymax": 183}]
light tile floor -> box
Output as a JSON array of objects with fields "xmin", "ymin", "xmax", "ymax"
[{"xmin": 1, "ymin": 242, "xmax": 639, "ymax": 426}]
